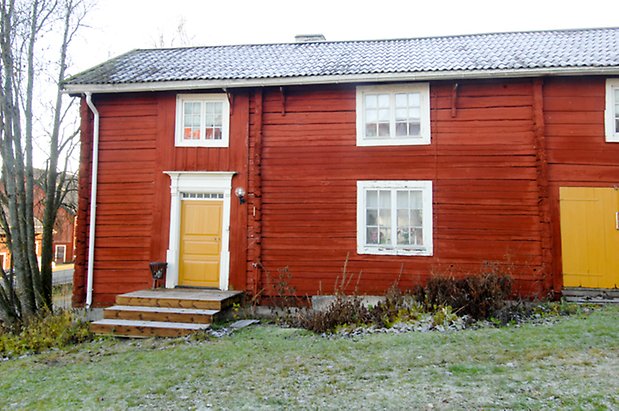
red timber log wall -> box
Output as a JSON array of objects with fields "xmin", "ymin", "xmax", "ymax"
[
  {"xmin": 256, "ymin": 79, "xmax": 548, "ymax": 297},
  {"xmin": 73, "ymin": 76, "xmax": 618, "ymax": 306},
  {"xmin": 544, "ymin": 77, "xmax": 619, "ymax": 292},
  {"xmin": 74, "ymin": 92, "xmax": 250, "ymax": 306}
]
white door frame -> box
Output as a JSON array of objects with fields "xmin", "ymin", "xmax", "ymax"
[{"xmin": 164, "ymin": 171, "xmax": 235, "ymax": 290}]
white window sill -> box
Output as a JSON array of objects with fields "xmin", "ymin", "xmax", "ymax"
[
  {"xmin": 175, "ymin": 140, "xmax": 228, "ymax": 148},
  {"xmin": 357, "ymin": 246, "xmax": 433, "ymax": 257},
  {"xmin": 357, "ymin": 136, "xmax": 431, "ymax": 147}
]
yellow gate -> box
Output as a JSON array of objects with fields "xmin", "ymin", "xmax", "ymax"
[
  {"xmin": 560, "ymin": 187, "xmax": 619, "ymax": 288},
  {"xmin": 178, "ymin": 199, "xmax": 223, "ymax": 288}
]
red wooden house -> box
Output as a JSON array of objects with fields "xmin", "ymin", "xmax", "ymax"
[
  {"xmin": 31, "ymin": 173, "xmax": 77, "ymax": 265},
  {"xmin": 64, "ymin": 28, "xmax": 619, "ymax": 308},
  {"xmin": 0, "ymin": 175, "xmax": 76, "ymax": 271}
]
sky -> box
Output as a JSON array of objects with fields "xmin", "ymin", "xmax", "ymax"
[{"xmin": 69, "ymin": 0, "xmax": 619, "ymax": 75}]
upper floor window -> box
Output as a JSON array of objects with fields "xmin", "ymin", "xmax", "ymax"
[
  {"xmin": 605, "ymin": 79, "xmax": 619, "ymax": 142},
  {"xmin": 357, "ymin": 180, "xmax": 433, "ymax": 256},
  {"xmin": 175, "ymin": 94, "xmax": 230, "ymax": 147},
  {"xmin": 356, "ymin": 83, "xmax": 431, "ymax": 146}
]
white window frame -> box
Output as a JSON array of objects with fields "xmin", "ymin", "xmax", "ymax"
[
  {"xmin": 54, "ymin": 244, "xmax": 67, "ymax": 262},
  {"xmin": 0, "ymin": 252, "xmax": 6, "ymax": 270},
  {"xmin": 356, "ymin": 83, "xmax": 431, "ymax": 146},
  {"xmin": 605, "ymin": 79, "xmax": 619, "ymax": 142},
  {"xmin": 357, "ymin": 180, "xmax": 433, "ymax": 256},
  {"xmin": 175, "ymin": 93, "xmax": 230, "ymax": 148}
]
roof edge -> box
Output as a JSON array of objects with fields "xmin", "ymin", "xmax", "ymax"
[{"xmin": 63, "ymin": 66, "xmax": 619, "ymax": 95}]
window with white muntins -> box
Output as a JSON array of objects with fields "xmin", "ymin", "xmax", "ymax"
[
  {"xmin": 605, "ymin": 79, "xmax": 619, "ymax": 142},
  {"xmin": 55, "ymin": 244, "xmax": 66, "ymax": 262},
  {"xmin": 175, "ymin": 94, "xmax": 230, "ymax": 147},
  {"xmin": 356, "ymin": 83, "xmax": 431, "ymax": 146},
  {"xmin": 357, "ymin": 180, "xmax": 433, "ymax": 256}
]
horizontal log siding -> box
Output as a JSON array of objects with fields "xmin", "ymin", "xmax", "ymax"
[
  {"xmin": 74, "ymin": 92, "xmax": 250, "ymax": 306},
  {"xmin": 84, "ymin": 95, "xmax": 157, "ymax": 305},
  {"xmin": 257, "ymin": 81, "xmax": 546, "ymax": 297},
  {"xmin": 543, "ymin": 77, "xmax": 619, "ymax": 292},
  {"xmin": 72, "ymin": 100, "xmax": 93, "ymax": 306}
]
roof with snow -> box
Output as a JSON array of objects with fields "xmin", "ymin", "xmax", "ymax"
[{"xmin": 64, "ymin": 27, "xmax": 619, "ymax": 93}]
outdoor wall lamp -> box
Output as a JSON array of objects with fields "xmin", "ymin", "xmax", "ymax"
[{"xmin": 235, "ymin": 187, "xmax": 246, "ymax": 204}]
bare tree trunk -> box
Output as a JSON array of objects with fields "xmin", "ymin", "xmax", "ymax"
[
  {"xmin": 0, "ymin": 0, "xmax": 89, "ymax": 325},
  {"xmin": 0, "ymin": 0, "xmax": 36, "ymax": 318},
  {"xmin": 23, "ymin": 0, "xmax": 46, "ymax": 309},
  {"xmin": 41, "ymin": 0, "xmax": 81, "ymax": 308}
]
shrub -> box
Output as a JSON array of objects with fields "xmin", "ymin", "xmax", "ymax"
[
  {"xmin": 415, "ymin": 272, "xmax": 512, "ymax": 320},
  {"xmin": 370, "ymin": 284, "xmax": 423, "ymax": 328},
  {"xmin": 0, "ymin": 310, "xmax": 93, "ymax": 358},
  {"xmin": 297, "ymin": 295, "xmax": 371, "ymax": 334}
]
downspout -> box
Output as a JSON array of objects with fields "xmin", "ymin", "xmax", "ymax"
[{"xmin": 84, "ymin": 92, "xmax": 99, "ymax": 308}]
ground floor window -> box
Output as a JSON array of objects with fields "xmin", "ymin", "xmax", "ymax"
[
  {"xmin": 357, "ymin": 180, "xmax": 433, "ymax": 256},
  {"xmin": 55, "ymin": 244, "xmax": 66, "ymax": 262}
]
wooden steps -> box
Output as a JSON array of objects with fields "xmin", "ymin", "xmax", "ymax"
[
  {"xmin": 91, "ymin": 288, "xmax": 243, "ymax": 338},
  {"xmin": 91, "ymin": 319, "xmax": 210, "ymax": 338}
]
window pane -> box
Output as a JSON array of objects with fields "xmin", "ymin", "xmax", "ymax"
[
  {"xmin": 397, "ymin": 209, "xmax": 409, "ymax": 226},
  {"xmin": 205, "ymin": 128, "xmax": 214, "ymax": 139},
  {"xmin": 379, "ymin": 190, "xmax": 391, "ymax": 208},
  {"xmin": 366, "ymin": 110, "xmax": 377, "ymax": 122},
  {"xmin": 412, "ymin": 228, "xmax": 423, "ymax": 245},
  {"xmin": 615, "ymin": 89, "xmax": 619, "ymax": 132},
  {"xmin": 366, "ymin": 190, "xmax": 378, "ymax": 207},
  {"xmin": 379, "ymin": 228, "xmax": 391, "ymax": 245},
  {"xmin": 378, "ymin": 108, "xmax": 390, "ymax": 121},
  {"xmin": 379, "ymin": 208, "xmax": 391, "ymax": 226},
  {"xmin": 409, "ymin": 93, "xmax": 420, "ymax": 106},
  {"xmin": 411, "ymin": 209, "xmax": 423, "ymax": 226},
  {"xmin": 378, "ymin": 94, "xmax": 389, "ymax": 107},
  {"xmin": 409, "ymin": 108, "xmax": 420, "ymax": 119},
  {"xmin": 214, "ymin": 127, "xmax": 222, "ymax": 140},
  {"xmin": 397, "ymin": 228, "xmax": 410, "ymax": 245},
  {"xmin": 184, "ymin": 101, "xmax": 200, "ymax": 115},
  {"xmin": 395, "ymin": 108, "xmax": 407, "ymax": 121},
  {"xmin": 205, "ymin": 102, "xmax": 223, "ymax": 127},
  {"xmin": 409, "ymin": 122, "xmax": 421, "ymax": 136},
  {"xmin": 378, "ymin": 123, "xmax": 390, "ymax": 136},
  {"xmin": 366, "ymin": 123, "xmax": 377, "ymax": 137},
  {"xmin": 410, "ymin": 191, "xmax": 422, "ymax": 209},
  {"xmin": 395, "ymin": 93, "xmax": 407, "ymax": 107},
  {"xmin": 367, "ymin": 209, "xmax": 377, "ymax": 225},
  {"xmin": 183, "ymin": 102, "xmax": 202, "ymax": 140},
  {"xmin": 367, "ymin": 227, "xmax": 378, "ymax": 244},
  {"xmin": 365, "ymin": 94, "xmax": 377, "ymax": 108},
  {"xmin": 397, "ymin": 191, "xmax": 409, "ymax": 208},
  {"xmin": 395, "ymin": 122, "xmax": 407, "ymax": 136}
]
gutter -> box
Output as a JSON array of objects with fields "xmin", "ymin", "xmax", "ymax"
[
  {"xmin": 63, "ymin": 66, "xmax": 619, "ymax": 95},
  {"xmin": 84, "ymin": 92, "xmax": 99, "ymax": 308}
]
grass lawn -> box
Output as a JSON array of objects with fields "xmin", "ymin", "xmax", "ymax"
[{"xmin": 1, "ymin": 306, "xmax": 617, "ymax": 410}]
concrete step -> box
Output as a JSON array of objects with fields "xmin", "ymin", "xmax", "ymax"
[
  {"xmin": 103, "ymin": 305, "xmax": 220, "ymax": 324},
  {"xmin": 90, "ymin": 319, "xmax": 210, "ymax": 338}
]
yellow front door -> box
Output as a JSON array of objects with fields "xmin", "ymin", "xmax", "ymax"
[
  {"xmin": 560, "ymin": 187, "xmax": 619, "ymax": 288},
  {"xmin": 179, "ymin": 199, "xmax": 223, "ymax": 288}
]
